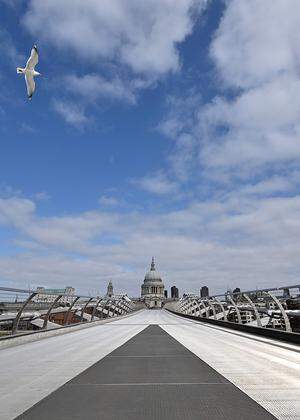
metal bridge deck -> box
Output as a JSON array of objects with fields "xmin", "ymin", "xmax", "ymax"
[{"xmin": 16, "ymin": 325, "xmax": 275, "ymax": 420}]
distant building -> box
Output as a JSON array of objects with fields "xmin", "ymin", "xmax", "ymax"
[
  {"xmin": 35, "ymin": 286, "xmax": 75, "ymax": 304},
  {"xmin": 200, "ymin": 286, "xmax": 209, "ymax": 298},
  {"xmin": 141, "ymin": 257, "xmax": 165, "ymax": 308},
  {"xmin": 106, "ymin": 281, "xmax": 114, "ymax": 298},
  {"xmin": 164, "ymin": 290, "xmax": 168, "ymax": 299},
  {"xmin": 171, "ymin": 286, "xmax": 179, "ymax": 299},
  {"xmin": 233, "ymin": 287, "xmax": 241, "ymax": 295}
]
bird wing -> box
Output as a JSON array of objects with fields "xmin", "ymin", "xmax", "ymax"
[
  {"xmin": 26, "ymin": 46, "xmax": 38, "ymax": 70},
  {"xmin": 25, "ymin": 73, "xmax": 35, "ymax": 99}
]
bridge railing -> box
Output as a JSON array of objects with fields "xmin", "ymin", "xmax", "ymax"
[
  {"xmin": 0, "ymin": 287, "xmax": 136, "ymax": 337},
  {"xmin": 165, "ymin": 284, "xmax": 300, "ymax": 336}
]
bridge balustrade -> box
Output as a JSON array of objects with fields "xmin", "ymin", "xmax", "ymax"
[
  {"xmin": 0, "ymin": 287, "xmax": 137, "ymax": 338},
  {"xmin": 166, "ymin": 284, "xmax": 300, "ymax": 339}
]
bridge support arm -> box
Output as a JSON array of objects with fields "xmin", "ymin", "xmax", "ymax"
[
  {"xmin": 11, "ymin": 292, "xmax": 37, "ymax": 335},
  {"xmin": 227, "ymin": 295, "xmax": 242, "ymax": 324},
  {"xmin": 206, "ymin": 299, "xmax": 217, "ymax": 320},
  {"xmin": 214, "ymin": 297, "xmax": 227, "ymax": 321},
  {"xmin": 267, "ymin": 292, "xmax": 292, "ymax": 332},
  {"xmin": 80, "ymin": 298, "xmax": 93, "ymax": 322},
  {"xmin": 243, "ymin": 294, "xmax": 262, "ymax": 327},
  {"xmin": 63, "ymin": 296, "xmax": 80, "ymax": 325},
  {"xmin": 201, "ymin": 299, "xmax": 210, "ymax": 318},
  {"xmin": 91, "ymin": 298, "xmax": 103, "ymax": 321},
  {"xmin": 42, "ymin": 295, "xmax": 63, "ymax": 329}
]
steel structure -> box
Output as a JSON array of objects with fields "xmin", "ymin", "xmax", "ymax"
[
  {"xmin": 0, "ymin": 287, "xmax": 136, "ymax": 336},
  {"xmin": 171, "ymin": 284, "xmax": 300, "ymax": 333}
]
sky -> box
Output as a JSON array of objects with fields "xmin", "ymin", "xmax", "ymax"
[{"xmin": 1, "ymin": 0, "xmax": 300, "ymax": 297}]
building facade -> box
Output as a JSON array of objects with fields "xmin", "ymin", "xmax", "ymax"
[
  {"xmin": 200, "ymin": 286, "xmax": 209, "ymax": 298},
  {"xmin": 106, "ymin": 281, "xmax": 114, "ymax": 298},
  {"xmin": 141, "ymin": 258, "xmax": 165, "ymax": 308},
  {"xmin": 171, "ymin": 286, "xmax": 179, "ymax": 299},
  {"xmin": 34, "ymin": 286, "xmax": 75, "ymax": 304}
]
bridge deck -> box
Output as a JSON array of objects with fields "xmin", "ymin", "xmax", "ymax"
[
  {"xmin": 16, "ymin": 324, "xmax": 275, "ymax": 420},
  {"xmin": 0, "ymin": 310, "xmax": 299, "ymax": 419}
]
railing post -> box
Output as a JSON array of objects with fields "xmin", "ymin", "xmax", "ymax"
[
  {"xmin": 11, "ymin": 292, "xmax": 37, "ymax": 335},
  {"xmin": 182, "ymin": 298, "xmax": 190, "ymax": 313},
  {"xmin": 113, "ymin": 299, "xmax": 125, "ymax": 316},
  {"xmin": 108, "ymin": 300, "xmax": 116, "ymax": 317},
  {"xmin": 91, "ymin": 298, "xmax": 102, "ymax": 321},
  {"xmin": 180, "ymin": 297, "xmax": 188, "ymax": 313},
  {"xmin": 112, "ymin": 300, "xmax": 119, "ymax": 316},
  {"xmin": 118, "ymin": 302, "xmax": 126, "ymax": 315},
  {"xmin": 121, "ymin": 301, "xmax": 130, "ymax": 314},
  {"xmin": 214, "ymin": 297, "xmax": 227, "ymax": 321},
  {"xmin": 80, "ymin": 297, "xmax": 93, "ymax": 322},
  {"xmin": 103, "ymin": 299, "xmax": 113, "ymax": 317},
  {"xmin": 268, "ymin": 292, "xmax": 292, "ymax": 332},
  {"xmin": 227, "ymin": 295, "xmax": 242, "ymax": 324},
  {"xmin": 206, "ymin": 299, "xmax": 217, "ymax": 320},
  {"xmin": 187, "ymin": 299, "xmax": 195, "ymax": 315},
  {"xmin": 180, "ymin": 298, "xmax": 187, "ymax": 313},
  {"xmin": 63, "ymin": 296, "xmax": 80, "ymax": 325},
  {"xmin": 42, "ymin": 295, "xmax": 63, "ymax": 329},
  {"xmin": 97, "ymin": 300, "xmax": 107, "ymax": 318},
  {"xmin": 202, "ymin": 299, "xmax": 210, "ymax": 318},
  {"xmin": 189, "ymin": 299, "xmax": 196, "ymax": 314},
  {"xmin": 243, "ymin": 293, "xmax": 262, "ymax": 327},
  {"xmin": 194, "ymin": 300, "xmax": 202, "ymax": 318}
]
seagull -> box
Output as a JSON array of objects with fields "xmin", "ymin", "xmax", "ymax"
[{"xmin": 17, "ymin": 45, "xmax": 41, "ymax": 100}]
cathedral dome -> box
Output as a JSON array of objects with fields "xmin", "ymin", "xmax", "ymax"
[
  {"xmin": 144, "ymin": 257, "xmax": 163, "ymax": 283},
  {"xmin": 141, "ymin": 257, "xmax": 165, "ymax": 308}
]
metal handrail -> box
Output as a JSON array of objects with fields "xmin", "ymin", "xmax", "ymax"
[
  {"xmin": 176, "ymin": 283, "xmax": 300, "ymax": 333},
  {"xmin": 0, "ymin": 287, "xmax": 136, "ymax": 336}
]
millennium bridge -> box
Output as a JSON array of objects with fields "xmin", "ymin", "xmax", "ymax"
[{"xmin": 0, "ymin": 285, "xmax": 299, "ymax": 419}]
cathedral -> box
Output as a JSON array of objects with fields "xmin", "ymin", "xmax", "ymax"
[{"xmin": 141, "ymin": 257, "xmax": 165, "ymax": 308}]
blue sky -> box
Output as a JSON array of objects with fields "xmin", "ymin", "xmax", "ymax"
[{"xmin": 1, "ymin": 0, "xmax": 300, "ymax": 296}]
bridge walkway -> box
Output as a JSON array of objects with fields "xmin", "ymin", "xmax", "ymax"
[
  {"xmin": 16, "ymin": 324, "xmax": 275, "ymax": 420},
  {"xmin": 0, "ymin": 310, "xmax": 298, "ymax": 419}
]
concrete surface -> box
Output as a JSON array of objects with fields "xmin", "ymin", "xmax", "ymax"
[
  {"xmin": 16, "ymin": 325, "xmax": 275, "ymax": 420},
  {"xmin": 162, "ymin": 311, "xmax": 300, "ymax": 420},
  {"xmin": 0, "ymin": 310, "xmax": 298, "ymax": 419}
]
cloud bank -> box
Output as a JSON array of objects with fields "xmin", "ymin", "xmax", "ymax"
[{"xmin": 22, "ymin": 0, "xmax": 207, "ymax": 125}]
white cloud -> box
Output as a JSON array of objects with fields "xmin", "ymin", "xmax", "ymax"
[
  {"xmin": 65, "ymin": 74, "xmax": 137, "ymax": 104},
  {"xmin": 133, "ymin": 172, "xmax": 179, "ymax": 195},
  {"xmin": 211, "ymin": 0, "xmax": 300, "ymax": 89},
  {"xmin": 238, "ymin": 176, "xmax": 295, "ymax": 196},
  {"xmin": 197, "ymin": 0, "xmax": 300, "ymax": 172},
  {"xmin": 22, "ymin": 1, "xmax": 207, "ymax": 125},
  {"xmin": 52, "ymin": 100, "xmax": 88, "ymax": 126},
  {"xmin": 98, "ymin": 195, "xmax": 120, "ymax": 207},
  {"xmin": 157, "ymin": 0, "xmax": 300, "ymax": 181},
  {"xmin": 23, "ymin": 0, "xmax": 206, "ymax": 76},
  {"xmin": 0, "ymin": 29, "xmax": 24, "ymax": 69},
  {"xmin": 2, "ymin": 191, "xmax": 300, "ymax": 295},
  {"xmin": 0, "ymin": 197, "xmax": 35, "ymax": 227},
  {"xmin": 158, "ymin": 92, "xmax": 202, "ymax": 181}
]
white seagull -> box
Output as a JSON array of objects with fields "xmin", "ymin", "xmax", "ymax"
[{"xmin": 17, "ymin": 45, "xmax": 41, "ymax": 99}]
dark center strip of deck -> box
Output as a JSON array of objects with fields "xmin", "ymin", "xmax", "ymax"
[{"xmin": 15, "ymin": 325, "xmax": 276, "ymax": 420}]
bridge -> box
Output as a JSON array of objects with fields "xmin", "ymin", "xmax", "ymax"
[{"xmin": 0, "ymin": 304, "xmax": 299, "ymax": 419}]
